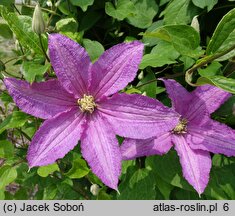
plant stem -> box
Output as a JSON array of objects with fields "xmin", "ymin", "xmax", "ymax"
[
  {"xmin": 38, "ymin": 34, "xmax": 50, "ymax": 62},
  {"xmin": 185, "ymin": 44, "xmax": 235, "ymax": 86},
  {"xmin": 4, "ymin": 57, "xmax": 21, "ymax": 65},
  {"xmin": 16, "ymin": 128, "xmax": 32, "ymax": 142},
  {"xmin": 12, "ymin": 3, "xmax": 21, "ymax": 15},
  {"xmin": 136, "ymin": 79, "xmax": 157, "ymax": 89}
]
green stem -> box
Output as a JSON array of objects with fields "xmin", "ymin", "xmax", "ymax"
[
  {"xmin": 12, "ymin": 3, "xmax": 21, "ymax": 15},
  {"xmin": 136, "ymin": 79, "xmax": 157, "ymax": 89},
  {"xmin": 16, "ymin": 128, "xmax": 32, "ymax": 142},
  {"xmin": 185, "ymin": 44, "xmax": 235, "ymax": 86},
  {"xmin": 4, "ymin": 57, "xmax": 21, "ymax": 65},
  {"xmin": 39, "ymin": 34, "xmax": 50, "ymax": 62},
  {"xmin": 3, "ymin": 70, "xmax": 21, "ymax": 78}
]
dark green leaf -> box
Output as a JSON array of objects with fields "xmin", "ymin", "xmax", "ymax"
[
  {"xmin": 70, "ymin": 0, "xmax": 94, "ymax": 12},
  {"xmin": 0, "ymin": 165, "xmax": 17, "ymax": 190},
  {"xmin": 198, "ymin": 62, "xmax": 222, "ymax": 77},
  {"xmin": 207, "ymin": 8, "xmax": 235, "ymax": 61},
  {"xmin": 22, "ymin": 61, "xmax": 50, "ymax": 83},
  {"xmin": 0, "ymin": 111, "xmax": 29, "ymax": 134},
  {"xmin": 0, "ymin": 140, "xmax": 14, "ymax": 158},
  {"xmin": 140, "ymin": 41, "xmax": 180, "ymax": 69},
  {"xmin": 161, "ymin": 0, "xmax": 199, "ymax": 25},
  {"xmin": 196, "ymin": 76, "xmax": 235, "ymax": 94},
  {"xmin": 145, "ymin": 151, "xmax": 194, "ymax": 191},
  {"xmin": 0, "ymin": 23, "xmax": 13, "ymax": 39},
  {"xmin": 105, "ymin": 0, "xmax": 136, "ymax": 21},
  {"xmin": 0, "ymin": 6, "xmax": 44, "ymax": 54},
  {"xmin": 137, "ymin": 69, "xmax": 157, "ymax": 98},
  {"xmin": 118, "ymin": 166, "xmax": 156, "ymax": 199},
  {"xmin": 192, "ymin": 0, "xmax": 218, "ymax": 11},
  {"xmin": 144, "ymin": 25, "xmax": 203, "ymax": 58}
]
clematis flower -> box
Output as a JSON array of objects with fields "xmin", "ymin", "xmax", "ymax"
[
  {"xmin": 121, "ymin": 79, "xmax": 235, "ymax": 194},
  {"xmin": 4, "ymin": 34, "xmax": 179, "ymax": 190}
]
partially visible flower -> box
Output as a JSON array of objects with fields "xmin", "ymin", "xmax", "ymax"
[
  {"xmin": 90, "ymin": 184, "xmax": 100, "ymax": 196},
  {"xmin": 32, "ymin": 3, "xmax": 46, "ymax": 35},
  {"xmin": 121, "ymin": 79, "xmax": 235, "ymax": 195},
  {"xmin": 4, "ymin": 34, "xmax": 179, "ymax": 190}
]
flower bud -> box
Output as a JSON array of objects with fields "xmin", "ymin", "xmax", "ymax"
[
  {"xmin": 191, "ymin": 15, "xmax": 200, "ymax": 33},
  {"xmin": 90, "ymin": 184, "xmax": 100, "ymax": 196},
  {"xmin": 32, "ymin": 4, "xmax": 46, "ymax": 35}
]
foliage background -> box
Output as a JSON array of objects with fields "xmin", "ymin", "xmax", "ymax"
[{"xmin": 0, "ymin": 0, "xmax": 235, "ymax": 200}]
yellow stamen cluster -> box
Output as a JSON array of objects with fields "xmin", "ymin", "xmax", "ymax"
[
  {"xmin": 172, "ymin": 118, "xmax": 188, "ymax": 134},
  {"xmin": 77, "ymin": 94, "xmax": 96, "ymax": 114}
]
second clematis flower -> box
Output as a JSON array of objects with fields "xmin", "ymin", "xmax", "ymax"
[
  {"xmin": 121, "ymin": 79, "xmax": 235, "ymax": 194},
  {"xmin": 4, "ymin": 34, "xmax": 179, "ymax": 190}
]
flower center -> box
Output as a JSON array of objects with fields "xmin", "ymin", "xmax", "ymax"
[
  {"xmin": 77, "ymin": 94, "xmax": 96, "ymax": 113},
  {"xmin": 172, "ymin": 118, "xmax": 188, "ymax": 134}
]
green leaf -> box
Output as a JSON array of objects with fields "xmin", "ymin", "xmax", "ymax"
[
  {"xmin": 144, "ymin": 25, "xmax": 202, "ymax": 58},
  {"xmin": 105, "ymin": 0, "xmax": 135, "ymax": 21},
  {"xmin": 198, "ymin": 62, "xmax": 222, "ymax": 77},
  {"xmin": 0, "ymin": 111, "xmax": 29, "ymax": 134},
  {"xmin": 56, "ymin": 18, "xmax": 78, "ymax": 33},
  {"xmin": 0, "ymin": 140, "xmax": 14, "ymax": 158},
  {"xmin": 105, "ymin": 0, "xmax": 158, "ymax": 29},
  {"xmin": 0, "ymin": 92, "xmax": 13, "ymax": 106},
  {"xmin": 207, "ymin": 8, "xmax": 235, "ymax": 61},
  {"xmin": 70, "ymin": 0, "xmax": 94, "ymax": 12},
  {"xmin": 79, "ymin": 11, "xmax": 102, "ymax": 32},
  {"xmin": 0, "ymin": 0, "xmax": 14, "ymax": 11},
  {"xmin": 0, "ymin": 165, "xmax": 17, "ymax": 190},
  {"xmin": 143, "ymin": 21, "xmax": 163, "ymax": 46},
  {"xmin": 0, "ymin": 23, "xmax": 13, "ymax": 39},
  {"xmin": 118, "ymin": 166, "xmax": 156, "ymax": 199},
  {"xmin": 126, "ymin": 0, "xmax": 158, "ymax": 29},
  {"xmin": 196, "ymin": 76, "xmax": 235, "ymax": 94},
  {"xmin": 0, "ymin": 190, "xmax": 5, "ymax": 200},
  {"xmin": 83, "ymin": 39, "xmax": 104, "ymax": 62},
  {"xmin": 140, "ymin": 41, "xmax": 180, "ymax": 69},
  {"xmin": 161, "ymin": 0, "xmax": 199, "ymax": 25},
  {"xmin": 65, "ymin": 156, "xmax": 90, "ymax": 179},
  {"xmin": 0, "ymin": 6, "xmax": 44, "ymax": 54},
  {"xmin": 137, "ymin": 69, "xmax": 157, "ymax": 98},
  {"xmin": 155, "ymin": 174, "xmax": 174, "ymax": 199},
  {"xmin": 192, "ymin": 0, "xmax": 218, "ymax": 11},
  {"xmin": 22, "ymin": 61, "xmax": 50, "ymax": 83},
  {"xmin": 37, "ymin": 163, "xmax": 60, "ymax": 178},
  {"xmin": 213, "ymin": 96, "xmax": 235, "ymax": 125},
  {"xmin": 145, "ymin": 150, "xmax": 194, "ymax": 191},
  {"xmin": 205, "ymin": 163, "xmax": 235, "ymax": 199}
]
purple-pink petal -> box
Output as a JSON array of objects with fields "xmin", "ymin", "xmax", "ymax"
[
  {"xmin": 81, "ymin": 112, "xmax": 121, "ymax": 190},
  {"xmin": 49, "ymin": 34, "xmax": 91, "ymax": 97},
  {"xmin": 89, "ymin": 41, "xmax": 144, "ymax": 99},
  {"xmin": 98, "ymin": 93, "xmax": 180, "ymax": 139},
  {"xmin": 191, "ymin": 84, "xmax": 231, "ymax": 114},
  {"xmin": 173, "ymin": 135, "xmax": 211, "ymax": 195},
  {"xmin": 4, "ymin": 78, "xmax": 76, "ymax": 119},
  {"xmin": 121, "ymin": 132, "xmax": 173, "ymax": 160},
  {"xmin": 160, "ymin": 79, "xmax": 192, "ymax": 116},
  {"xmin": 185, "ymin": 85, "xmax": 231, "ymax": 125},
  {"xmin": 27, "ymin": 108, "xmax": 86, "ymax": 167},
  {"xmin": 187, "ymin": 120, "xmax": 235, "ymax": 156}
]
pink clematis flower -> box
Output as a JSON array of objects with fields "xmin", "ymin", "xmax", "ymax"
[
  {"xmin": 4, "ymin": 34, "xmax": 179, "ymax": 190},
  {"xmin": 121, "ymin": 79, "xmax": 235, "ymax": 194}
]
